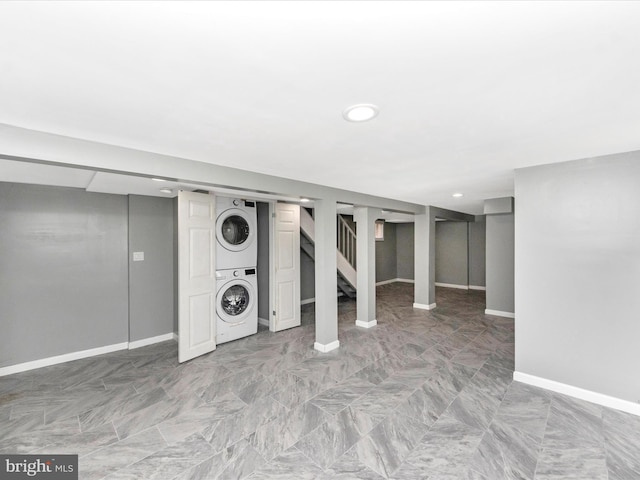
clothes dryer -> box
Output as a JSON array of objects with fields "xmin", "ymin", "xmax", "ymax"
[
  {"xmin": 215, "ymin": 196, "xmax": 258, "ymax": 270},
  {"xmin": 215, "ymin": 267, "xmax": 258, "ymax": 344}
]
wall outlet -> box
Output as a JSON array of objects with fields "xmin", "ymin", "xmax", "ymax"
[{"xmin": 133, "ymin": 251, "xmax": 144, "ymax": 262}]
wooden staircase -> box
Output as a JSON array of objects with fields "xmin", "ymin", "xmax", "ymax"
[{"xmin": 299, "ymin": 207, "xmax": 357, "ymax": 298}]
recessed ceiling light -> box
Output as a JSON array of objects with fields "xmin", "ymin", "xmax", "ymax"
[
  {"xmin": 300, "ymin": 198, "xmax": 310, "ymax": 203},
  {"xmin": 452, "ymin": 193, "xmax": 463, "ymax": 198},
  {"xmin": 343, "ymin": 104, "xmax": 379, "ymax": 122},
  {"xmin": 159, "ymin": 188, "xmax": 173, "ymax": 194},
  {"xmin": 152, "ymin": 178, "xmax": 166, "ymax": 182}
]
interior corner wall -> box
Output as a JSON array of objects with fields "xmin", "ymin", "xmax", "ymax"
[
  {"xmin": 128, "ymin": 195, "xmax": 175, "ymax": 342},
  {"xmin": 256, "ymin": 202, "xmax": 270, "ymax": 319},
  {"xmin": 435, "ymin": 221, "xmax": 468, "ymax": 287},
  {"xmin": 468, "ymin": 218, "xmax": 486, "ymax": 288},
  {"xmin": 515, "ymin": 153, "xmax": 640, "ymax": 403},
  {"xmin": 375, "ymin": 221, "xmax": 397, "ymax": 282},
  {"xmin": 395, "ymin": 222, "xmax": 415, "ymax": 280},
  {"xmin": 485, "ymin": 213, "xmax": 514, "ymax": 313},
  {"xmin": 0, "ymin": 182, "xmax": 129, "ymax": 367}
]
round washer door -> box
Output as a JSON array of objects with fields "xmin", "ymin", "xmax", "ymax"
[
  {"xmin": 216, "ymin": 208, "xmax": 256, "ymax": 252},
  {"xmin": 216, "ymin": 279, "xmax": 255, "ymax": 324}
]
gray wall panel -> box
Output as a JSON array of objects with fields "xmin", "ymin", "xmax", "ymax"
[
  {"xmin": 515, "ymin": 153, "xmax": 640, "ymax": 402},
  {"xmin": 0, "ymin": 182, "xmax": 129, "ymax": 367},
  {"xmin": 375, "ymin": 222, "xmax": 397, "ymax": 282},
  {"xmin": 396, "ymin": 223, "xmax": 415, "ymax": 280},
  {"xmin": 468, "ymin": 218, "xmax": 486, "ymax": 288},
  {"xmin": 257, "ymin": 202, "xmax": 270, "ymax": 319},
  {"xmin": 486, "ymin": 213, "xmax": 514, "ymax": 312},
  {"xmin": 300, "ymin": 250, "xmax": 316, "ymax": 302},
  {"xmin": 128, "ymin": 195, "xmax": 175, "ymax": 342},
  {"xmin": 435, "ymin": 221, "xmax": 468, "ymax": 286},
  {"xmin": 173, "ymin": 197, "xmax": 178, "ymax": 333}
]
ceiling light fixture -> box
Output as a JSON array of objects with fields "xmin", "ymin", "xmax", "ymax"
[
  {"xmin": 159, "ymin": 188, "xmax": 173, "ymax": 194},
  {"xmin": 152, "ymin": 178, "xmax": 166, "ymax": 182},
  {"xmin": 300, "ymin": 198, "xmax": 310, "ymax": 203},
  {"xmin": 343, "ymin": 104, "xmax": 379, "ymax": 122},
  {"xmin": 452, "ymin": 193, "xmax": 464, "ymax": 198}
]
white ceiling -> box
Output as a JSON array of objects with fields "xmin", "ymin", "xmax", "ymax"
[{"xmin": 1, "ymin": 1, "xmax": 640, "ymax": 214}]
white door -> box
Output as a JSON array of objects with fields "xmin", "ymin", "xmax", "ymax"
[
  {"xmin": 178, "ymin": 191, "xmax": 217, "ymax": 363},
  {"xmin": 272, "ymin": 202, "xmax": 301, "ymax": 331}
]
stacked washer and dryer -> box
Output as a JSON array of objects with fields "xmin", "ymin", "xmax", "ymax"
[{"xmin": 215, "ymin": 196, "xmax": 259, "ymax": 344}]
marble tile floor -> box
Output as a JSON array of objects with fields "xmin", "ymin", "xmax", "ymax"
[{"xmin": 1, "ymin": 284, "xmax": 639, "ymax": 479}]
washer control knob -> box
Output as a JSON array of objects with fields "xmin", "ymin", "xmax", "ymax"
[
  {"xmin": 233, "ymin": 270, "xmax": 239, "ymax": 277},
  {"xmin": 233, "ymin": 199, "xmax": 240, "ymax": 206}
]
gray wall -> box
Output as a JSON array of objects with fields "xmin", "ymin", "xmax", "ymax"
[
  {"xmin": 375, "ymin": 221, "xmax": 397, "ymax": 283},
  {"xmin": 300, "ymin": 207, "xmax": 316, "ymax": 302},
  {"xmin": 0, "ymin": 182, "xmax": 129, "ymax": 367},
  {"xmin": 300, "ymin": 250, "xmax": 316, "ymax": 302},
  {"xmin": 128, "ymin": 195, "xmax": 175, "ymax": 342},
  {"xmin": 396, "ymin": 222, "xmax": 414, "ymax": 280},
  {"xmin": 173, "ymin": 197, "xmax": 179, "ymax": 332},
  {"xmin": 486, "ymin": 213, "xmax": 514, "ymax": 313},
  {"xmin": 257, "ymin": 202, "xmax": 270, "ymax": 318},
  {"xmin": 435, "ymin": 221, "xmax": 468, "ymax": 286},
  {"xmin": 468, "ymin": 217, "xmax": 486, "ymax": 288},
  {"xmin": 515, "ymin": 153, "xmax": 640, "ymax": 402}
]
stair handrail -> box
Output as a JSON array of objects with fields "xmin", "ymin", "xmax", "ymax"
[{"xmin": 337, "ymin": 215, "xmax": 357, "ymax": 269}]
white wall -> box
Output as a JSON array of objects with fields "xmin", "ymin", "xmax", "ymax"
[{"xmin": 515, "ymin": 152, "xmax": 640, "ymax": 404}]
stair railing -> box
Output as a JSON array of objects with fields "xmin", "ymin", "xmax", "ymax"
[{"xmin": 337, "ymin": 215, "xmax": 357, "ymax": 269}]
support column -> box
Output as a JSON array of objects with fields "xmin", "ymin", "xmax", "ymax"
[
  {"xmin": 313, "ymin": 198, "xmax": 339, "ymax": 352},
  {"xmin": 354, "ymin": 206, "xmax": 380, "ymax": 328},
  {"xmin": 414, "ymin": 206, "xmax": 436, "ymax": 310}
]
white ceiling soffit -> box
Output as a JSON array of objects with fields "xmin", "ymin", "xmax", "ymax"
[
  {"xmin": 0, "ymin": 158, "xmax": 315, "ymax": 203},
  {"xmin": 2, "ymin": 2, "xmax": 640, "ymax": 214},
  {"xmin": 0, "ymin": 159, "xmax": 95, "ymax": 189}
]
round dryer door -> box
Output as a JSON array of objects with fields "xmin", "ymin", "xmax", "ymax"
[
  {"xmin": 216, "ymin": 208, "xmax": 256, "ymax": 252},
  {"xmin": 216, "ymin": 279, "xmax": 255, "ymax": 324}
]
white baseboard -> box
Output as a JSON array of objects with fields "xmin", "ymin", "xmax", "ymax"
[
  {"xmin": 258, "ymin": 317, "xmax": 269, "ymax": 327},
  {"xmin": 435, "ymin": 282, "xmax": 469, "ymax": 290},
  {"xmin": 413, "ymin": 302, "xmax": 436, "ymax": 310},
  {"xmin": 355, "ymin": 319, "xmax": 377, "ymax": 328},
  {"xmin": 485, "ymin": 309, "xmax": 515, "ymax": 318},
  {"xmin": 0, "ymin": 342, "xmax": 129, "ymax": 377},
  {"xmin": 314, "ymin": 340, "xmax": 340, "ymax": 353},
  {"xmin": 375, "ymin": 278, "xmax": 415, "ymax": 286},
  {"xmin": 469, "ymin": 285, "xmax": 486, "ymax": 291},
  {"xmin": 1, "ymin": 332, "xmax": 180, "ymax": 377},
  {"xmin": 514, "ymin": 371, "xmax": 640, "ymax": 417},
  {"xmin": 129, "ymin": 332, "xmax": 175, "ymax": 350}
]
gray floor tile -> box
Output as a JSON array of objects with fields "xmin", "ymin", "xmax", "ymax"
[
  {"xmin": 351, "ymin": 409, "xmax": 430, "ymax": 477},
  {"xmin": 535, "ymin": 446, "xmax": 608, "ymax": 479},
  {"xmin": 603, "ymin": 407, "xmax": 640, "ymax": 480},
  {"xmin": 2, "ymin": 285, "xmax": 637, "ymax": 480},
  {"xmin": 248, "ymin": 447, "xmax": 324, "ymax": 479},
  {"xmin": 394, "ymin": 414, "xmax": 484, "ymax": 478}
]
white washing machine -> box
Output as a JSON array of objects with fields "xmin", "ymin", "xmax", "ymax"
[
  {"xmin": 216, "ymin": 267, "xmax": 258, "ymax": 344},
  {"xmin": 215, "ymin": 196, "xmax": 257, "ymax": 270}
]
